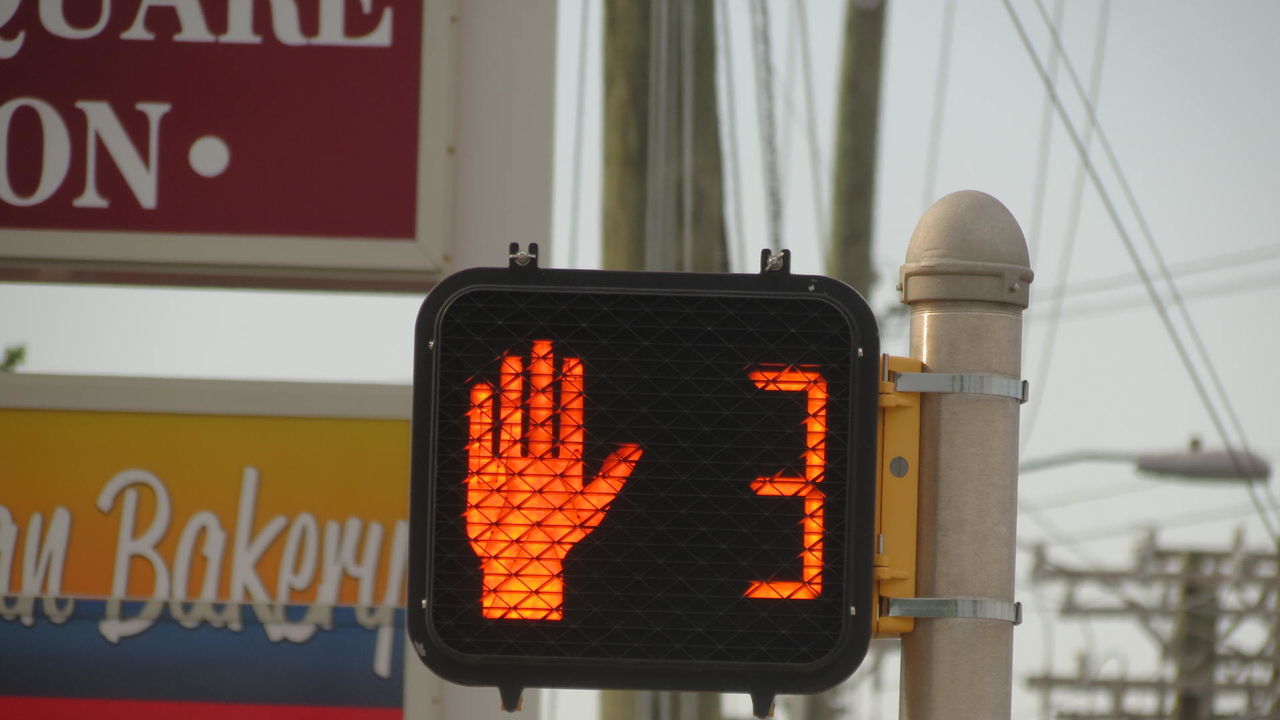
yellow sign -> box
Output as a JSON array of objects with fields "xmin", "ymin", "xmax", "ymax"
[{"xmin": 1, "ymin": 407, "xmax": 409, "ymax": 632}]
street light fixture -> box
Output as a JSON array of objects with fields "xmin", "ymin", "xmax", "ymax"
[{"xmin": 1019, "ymin": 446, "xmax": 1271, "ymax": 482}]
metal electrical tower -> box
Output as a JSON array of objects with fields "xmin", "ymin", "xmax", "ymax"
[{"xmin": 1028, "ymin": 533, "xmax": 1279, "ymax": 719}]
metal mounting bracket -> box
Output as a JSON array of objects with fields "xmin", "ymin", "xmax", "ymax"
[
  {"xmin": 508, "ymin": 242, "xmax": 539, "ymax": 269},
  {"xmin": 497, "ymin": 685, "xmax": 523, "ymax": 713},
  {"xmin": 885, "ymin": 597, "xmax": 1022, "ymax": 625},
  {"xmin": 759, "ymin": 248, "xmax": 791, "ymax": 274},
  {"xmin": 893, "ymin": 372, "xmax": 1029, "ymax": 404},
  {"xmin": 750, "ymin": 690, "xmax": 776, "ymax": 719}
]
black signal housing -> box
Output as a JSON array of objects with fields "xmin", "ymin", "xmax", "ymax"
[{"xmin": 408, "ymin": 247, "xmax": 880, "ymax": 712}]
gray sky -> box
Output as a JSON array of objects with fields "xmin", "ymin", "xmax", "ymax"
[{"xmin": 4, "ymin": 1, "xmax": 1279, "ymax": 716}]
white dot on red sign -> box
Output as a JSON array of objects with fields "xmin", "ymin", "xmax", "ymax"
[{"xmin": 189, "ymin": 136, "xmax": 230, "ymax": 178}]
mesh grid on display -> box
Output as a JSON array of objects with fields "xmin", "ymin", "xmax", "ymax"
[{"xmin": 424, "ymin": 286, "xmax": 861, "ymax": 666}]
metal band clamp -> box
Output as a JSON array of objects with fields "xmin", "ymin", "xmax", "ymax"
[
  {"xmin": 886, "ymin": 597, "xmax": 1022, "ymax": 625},
  {"xmin": 893, "ymin": 372, "xmax": 1029, "ymax": 404}
]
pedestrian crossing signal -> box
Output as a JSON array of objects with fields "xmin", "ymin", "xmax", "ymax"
[{"xmin": 408, "ymin": 247, "xmax": 880, "ymax": 712}]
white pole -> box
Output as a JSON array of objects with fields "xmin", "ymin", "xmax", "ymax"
[
  {"xmin": 448, "ymin": 0, "xmax": 559, "ymax": 272},
  {"xmin": 898, "ymin": 190, "xmax": 1033, "ymax": 720},
  {"xmin": 406, "ymin": 1, "xmax": 558, "ymax": 718}
]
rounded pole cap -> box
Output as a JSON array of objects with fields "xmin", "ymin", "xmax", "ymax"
[{"xmin": 899, "ymin": 190, "xmax": 1034, "ymax": 307}]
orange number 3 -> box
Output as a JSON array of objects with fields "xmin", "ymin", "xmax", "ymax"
[{"xmin": 745, "ymin": 367, "xmax": 828, "ymax": 601}]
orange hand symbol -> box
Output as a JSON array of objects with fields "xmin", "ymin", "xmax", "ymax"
[{"xmin": 466, "ymin": 339, "xmax": 642, "ymax": 621}]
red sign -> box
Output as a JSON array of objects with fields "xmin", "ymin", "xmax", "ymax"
[{"xmin": 0, "ymin": 0, "xmax": 421, "ymax": 239}]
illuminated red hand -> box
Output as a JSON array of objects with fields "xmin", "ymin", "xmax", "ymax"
[{"xmin": 466, "ymin": 339, "xmax": 642, "ymax": 620}]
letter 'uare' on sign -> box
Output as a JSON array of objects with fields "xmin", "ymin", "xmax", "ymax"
[{"xmin": 0, "ymin": 0, "xmax": 422, "ymax": 242}]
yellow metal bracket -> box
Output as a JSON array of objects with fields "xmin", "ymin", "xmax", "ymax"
[{"xmin": 872, "ymin": 354, "xmax": 922, "ymax": 637}]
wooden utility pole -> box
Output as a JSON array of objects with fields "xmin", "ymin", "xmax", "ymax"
[
  {"xmin": 1029, "ymin": 538, "xmax": 1277, "ymax": 719},
  {"xmin": 806, "ymin": 8, "xmax": 887, "ymax": 716},
  {"xmin": 1173, "ymin": 552, "xmax": 1217, "ymax": 720},
  {"xmin": 602, "ymin": 0, "xmax": 650, "ymax": 273},
  {"xmin": 602, "ymin": 1, "xmax": 726, "ymax": 717},
  {"xmin": 603, "ymin": 0, "xmax": 726, "ymax": 275},
  {"xmin": 826, "ymin": 0, "xmax": 885, "ymax": 297}
]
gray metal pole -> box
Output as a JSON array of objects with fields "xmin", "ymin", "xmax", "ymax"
[{"xmin": 897, "ymin": 191, "xmax": 1033, "ymax": 720}]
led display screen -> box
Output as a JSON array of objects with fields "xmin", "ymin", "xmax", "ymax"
[{"xmin": 409, "ymin": 262, "xmax": 879, "ymax": 696}]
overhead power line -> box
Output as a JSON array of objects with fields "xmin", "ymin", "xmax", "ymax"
[
  {"xmin": 1024, "ymin": 0, "xmax": 1065, "ymax": 265},
  {"xmin": 1029, "ymin": 270, "xmax": 1280, "ymax": 325},
  {"xmin": 778, "ymin": 0, "xmax": 798, "ymax": 193},
  {"xmin": 566, "ymin": 0, "xmax": 592, "ymax": 270},
  {"xmin": 1027, "ymin": 479, "xmax": 1152, "ymax": 511},
  {"xmin": 1023, "ymin": 0, "xmax": 1280, "ymax": 530},
  {"xmin": 1033, "ymin": 243, "xmax": 1280, "ymax": 303},
  {"xmin": 715, "ymin": 0, "xmax": 749, "ymax": 272},
  {"xmin": 920, "ymin": 0, "xmax": 957, "ymax": 212},
  {"xmin": 1000, "ymin": 0, "xmax": 1279, "ymax": 541},
  {"xmin": 1042, "ymin": 502, "xmax": 1272, "ymax": 547},
  {"xmin": 796, "ymin": 0, "xmax": 828, "ymax": 246},
  {"xmin": 680, "ymin": 0, "xmax": 694, "ymax": 273},
  {"xmin": 1021, "ymin": 0, "xmax": 1110, "ymax": 451},
  {"xmin": 749, "ymin": 0, "xmax": 783, "ymax": 252}
]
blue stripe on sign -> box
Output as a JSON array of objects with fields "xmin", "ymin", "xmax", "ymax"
[{"xmin": 0, "ymin": 601, "xmax": 404, "ymax": 708}]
